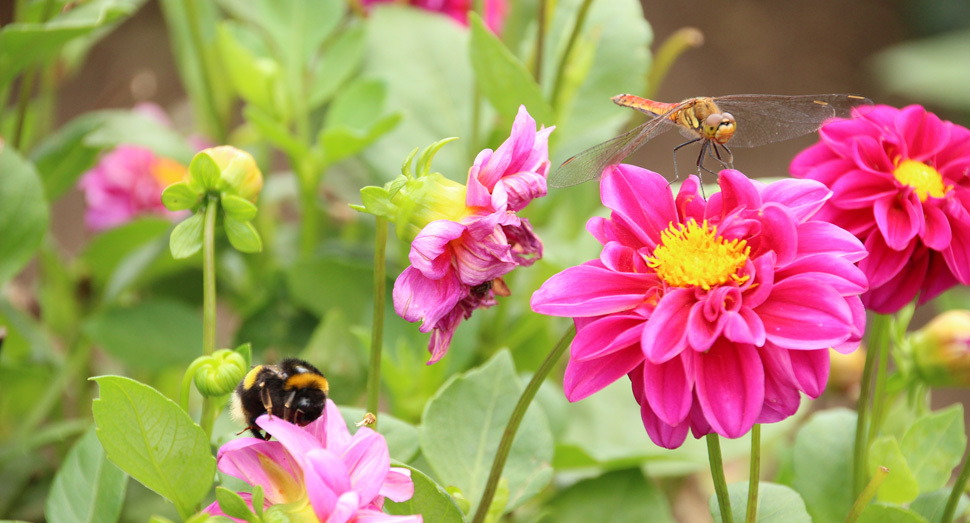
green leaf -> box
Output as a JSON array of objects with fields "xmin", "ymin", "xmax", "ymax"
[
  {"xmin": 709, "ymin": 482, "xmax": 811, "ymax": 523},
  {"xmin": 338, "ymin": 407, "xmax": 419, "ymax": 463},
  {"xmin": 550, "ymin": 468, "xmax": 673, "ymax": 523},
  {"xmin": 308, "ymin": 24, "xmax": 365, "ymax": 108},
  {"xmin": 420, "ymin": 350, "xmax": 553, "ymax": 515},
  {"xmin": 320, "ymin": 78, "xmax": 401, "ymax": 166},
  {"xmin": 216, "ymin": 22, "xmax": 281, "ymax": 114},
  {"xmin": 29, "ymin": 112, "xmax": 105, "ymax": 200},
  {"xmin": 215, "ymin": 487, "xmax": 258, "ymax": 523},
  {"xmin": 468, "ymin": 13, "xmax": 553, "ymax": 126},
  {"xmin": 0, "ymin": 145, "xmax": 49, "ymax": 288},
  {"xmin": 189, "ymin": 151, "xmax": 220, "ymax": 191},
  {"xmin": 161, "ymin": 182, "xmax": 202, "ymax": 211},
  {"xmin": 900, "ymin": 404, "xmax": 967, "ymax": 493},
  {"xmin": 910, "ymin": 488, "xmax": 970, "ymax": 523},
  {"xmin": 384, "ymin": 464, "xmax": 466, "ymax": 522},
  {"xmin": 82, "ymin": 298, "xmax": 203, "ymax": 370},
  {"xmin": 870, "ymin": 30, "xmax": 970, "ymax": 112},
  {"xmin": 221, "ymin": 194, "xmax": 258, "ymax": 221},
  {"xmin": 91, "ymin": 376, "xmax": 216, "ymax": 519},
  {"xmin": 45, "ymin": 428, "xmax": 128, "ymax": 523},
  {"xmin": 284, "ymin": 255, "xmax": 374, "ymax": 318},
  {"xmin": 320, "ymin": 114, "xmax": 402, "ymax": 167},
  {"xmin": 868, "ymin": 436, "xmax": 919, "ymax": 504},
  {"xmin": 224, "ymin": 216, "xmax": 263, "ymax": 253},
  {"xmin": 83, "ymin": 110, "xmax": 195, "ymax": 164},
  {"xmin": 242, "ymin": 105, "xmax": 310, "ymax": 161},
  {"xmin": 792, "ymin": 408, "xmax": 856, "ymax": 523},
  {"xmin": 857, "ymin": 503, "xmax": 930, "ymax": 523},
  {"xmin": 169, "ymin": 211, "xmax": 205, "ymax": 259}
]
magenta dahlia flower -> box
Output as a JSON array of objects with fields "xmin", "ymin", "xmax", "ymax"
[
  {"xmin": 531, "ymin": 166, "xmax": 868, "ymax": 448},
  {"xmin": 791, "ymin": 104, "xmax": 970, "ymax": 313},
  {"xmin": 392, "ymin": 106, "xmax": 552, "ymax": 363},
  {"xmin": 363, "ymin": 0, "xmax": 507, "ymax": 34},
  {"xmin": 205, "ymin": 399, "xmax": 420, "ymax": 522}
]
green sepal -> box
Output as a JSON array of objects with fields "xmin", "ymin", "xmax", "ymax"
[
  {"xmin": 188, "ymin": 151, "xmax": 220, "ymax": 192},
  {"xmin": 169, "ymin": 211, "xmax": 205, "ymax": 259},
  {"xmin": 161, "ymin": 182, "xmax": 203, "ymax": 211},
  {"xmin": 251, "ymin": 486, "xmax": 265, "ymax": 518},
  {"xmin": 417, "ymin": 137, "xmax": 459, "ymax": 178},
  {"xmin": 215, "ymin": 487, "xmax": 259, "ymax": 523},
  {"xmin": 224, "ymin": 216, "xmax": 263, "ymax": 253},
  {"xmin": 234, "ymin": 342, "xmax": 252, "ymax": 369},
  {"xmin": 352, "ymin": 185, "xmax": 397, "ymax": 219},
  {"xmin": 221, "ymin": 193, "xmax": 258, "ymax": 221}
]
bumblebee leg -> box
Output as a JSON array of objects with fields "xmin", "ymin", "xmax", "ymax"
[
  {"xmin": 259, "ymin": 384, "xmax": 274, "ymax": 419},
  {"xmin": 283, "ymin": 390, "xmax": 297, "ymax": 422}
]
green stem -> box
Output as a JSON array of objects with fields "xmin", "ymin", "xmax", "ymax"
[
  {"xmin": 181, "ymin": 0, "xmax": 226, "ymax": 142},
  {"xmin": 17, "ymin": 340, "xmax": 91, "ymax": 439},
  {"xmin": 846, "ymin": 466, "xmax": 889, "ymax": 523},
  {"xmin": 533, "ymin": 0, "xmax": 547, "ymax": 82},
  {"xmin": 180, "ymin": 357, "xmax": 208, "ymax": 412},
  {"xmin": 366, "ymin": 218, "xmax": 388, "ymax": 427},
  {"xmin": 708, "ymin": 433, "xmax": 733, "ymax": 523},
  {"xmin": 746, "ymin": 425, "xmax": 760, "ymax": 523},
  {"xmin": 471, "ymin": 324, "xmax": 576, "ymax": 523},
  {"xmin": 11, "ymin": 67, "xmax": 37, "ymax": 150},
  {"xmin": 644, "ymin": 27, "xmax": 704, "ymax": 99},
  {"xmin": 853, "ymin": 313, "xmax": 890, "ymax": 496},
  {"xmin": 202, "ymin": 196, "xmax": 218, "ymax": 356},
  {"xmin": 200, "ymin": 396, "xmax": 219, "ymax": 438},
  {"xmin": 867, "ymin": 314, "xmax": 893, "ymax": 450},
  {"xmin": 943, "ymin": 448, "xmax": 970, "ymax": 523},
  {"xmin": 550, "ymin": 0, "xmax": 594, "ymax": 107}
]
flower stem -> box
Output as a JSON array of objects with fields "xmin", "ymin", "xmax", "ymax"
[
  {"xmin": 707, "ymin": 433, "xmax": 733, "ymax": 523},
  {"xmin": 867, "ymin": 314, "xmax": 893, "ymax": 450},
  {"xmin": 202, "ymin": 195, "xmax": 218, "ymax": 356},
  {"xmin": 180, "ymin": 0, "xmax": 226, "ymax": 142},
  {"xmin": 471, "ymin": 324, "xmax": 576, "ymax": 523},
  {"xmin": 746, "ymin": 424, "xmax": 760, "ymax": 523},
  {"xmin": 943, "ymin": 447, "xmax": 970, "ymax": 523},
  {"xmin": 550, "ymin": 0, "xmax": 594, "ymax": 107},
  {"xmin": 846, "ymin": 466, "xmax": 889, "ymax": 523},
  {"xmin": 532, "ymin": 0, "xmax": 548, "ymax": 82},
  {"xmin": 366, "ymin": 218, "xmax": 388, "ymax": 427},
  {"xmin": 853, "ymin": 313, "xmax": 890, "ymax": 497}
]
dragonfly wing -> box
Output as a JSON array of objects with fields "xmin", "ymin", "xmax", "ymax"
[
  {"xmin": 550, "ymin": 117, "xmax": 680, "ymax": 188},
  {"xmin": 715, "ymin": 94, "xmax": 873, "ymax": 148}
]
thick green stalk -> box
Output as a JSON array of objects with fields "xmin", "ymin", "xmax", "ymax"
[
  {"xmin": 853, "ymin": 313, "xmax": 890, "ymax": 496},
  {"xmin": 200, "ymin": 196, "xmax": 220, "ymax": 438},
  {"xmin": 708, "ymin": 433, "xmax": 733, "ymax": 523},
  {"xmin": 746, "ymin": 425, "xmax": 761, "ymax": 523},
  {"xmin": 180, "ymin": 0, "xmax": 226, "ymax": 142},
  {"xmin": 550, "ymin": 0, "xmax": 594, "ymax": 106},
  {"xmin": 867, "ymin": 314, "xmax": 893, "ymax": 450},
  {"xmin": 365, "ymin": 218, "xmax": 388, "ymax": 428},
  {"xmin": 533, "ymin": 0, "xmax": 548, "ymax": 82},
  {"xmin": 846, "ymin": 466, "xmax": 888, "ymax": 523},
  {"xmin": 471, "ymin": 324, "xmax": 576, "ymax": 523},
  {"xmin": 11, "ymin": 67, "xmax": 37, "ymax": 150},
  {"xmin": 943, "ymin": 448, "xmax": 970, "ymax": 523}
]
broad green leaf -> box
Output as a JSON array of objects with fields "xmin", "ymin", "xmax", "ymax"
[
  {"xmin": 216, "ymin": 22, "xmax": 281, "ymax": 114},
  {"xmin": 169, "ymin": 211, "xmax": 205, "ymax": 259},
  {"xmin": 420, "ymin": 350, "xmax": 553, "ymax": 515},
  {"xmin": 468, "ymin": 13, "xmax": 553, "ymax": 126},
  {"xmin": 338, "ymin": 406, "xmax": 419, "ymax": 463},
  {"xmin": 857, "ymin": 503, "xmax": 930, "ymax": 523},
  {"xmin": 91, "ymin": 376, "xmax": 215, "ymax": 518},
  {"xmin": 320, "ymin": 113, "xmax": 402, "ymax": 167},
  {"xmin": 46, "ymin": 428, "xmax": 128, "ymax": 523},
  {"xmin": 29, "ymin": 112, "xmax": 105, "ymax": 199},
  {"xmin": 900, "ymin": 404, "xmax": 966, "ymax": 492},
  {"xmin": 161, "ymin": 182, "xmax": 202, "ymax": 211},
  {"xmin": 308, "ymin": 24, "xmax": 366, "ymax": 108},
  {"xmin": 550, "ymin": 468, "xmax": 673, "ymax": 523},
  {"xmin": 910, "ymin": 488, "xmax": 970, "ymax": 523},
  {"xmin": 709, "ymin": 482, "xmax": 811, "ymax": 523},
  {"xmin": 384, "ymin": 464, "xmax": 466, "ymax": 522},
  {"xmin": 224, "ymin": 216, "xmax": 263, "ymax": 253},
  {"xmin": 325, "ymin": 78, "xmax": 389, "ymax": 131},
  {"xmin": 221, "ymin": 194, "xmax": 258, "ymax": 221},
  {"xmin": 82, "ymin": 298, "xmax": 203, "ymax": 370},
  {"xmin": 792, "ymin": 408, "xmax": 856, "ymax": 523},
  {"xmin": 868, "ymin": 436, "xmax": 919, "ymax": 504},
  {"xmin": 242, "ymin": 105, "xmax": 309, "ymax": 160},
  {"xmin": 0, "ymin": 146, "xmax": 49, "ymax": 288},
  {"xmin": 284, "ymin": 255, "xmax": 374, "ymax": 318},
  {"xmin": 82, "ymin": 111, "xmax": 194, "ymax": 164},
  {"xmin": 870, "ymin": 30, "xmax": 970, "ymax": 112}
]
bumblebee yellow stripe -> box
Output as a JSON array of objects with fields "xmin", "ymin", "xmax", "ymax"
[
  {"xmin": 243, "ymin": 365, "xmax": 263, "ymax": 390},
  {"xmin": 285, "ymin": 373, "xmax": 329, "ymax": 392}
]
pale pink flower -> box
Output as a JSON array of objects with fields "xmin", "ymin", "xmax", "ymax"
[
  {"xmin": 363, "ymin": 0, "xmax": 507, "ymax": 34},
  {"xmin": 531, "ymin": 166, "xmax": 867, "ymax": 448}
]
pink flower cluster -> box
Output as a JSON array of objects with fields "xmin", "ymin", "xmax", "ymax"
[
  {"xmin": 207, "ymin": 400, "xmax": 420, "ymax": 522},
  {"xmin": 791, "ymin": 104, "xmax": 970, "ymax": 313},
  {"xmin": 394, "ymin": 106, "xmax": 553, "ymax": 363},
  {"xmin": 532, "ymin": 166, "xmax": 867, "ymax": 448},
  {"xmin": 363, "ymin": 0, "xmax": 507, "ymax": 34}
]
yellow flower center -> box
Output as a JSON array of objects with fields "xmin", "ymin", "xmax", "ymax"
[
  {"xmin": 647, "ymin": 219, "xmax": 750, "ymax": 290},
  {"xmin": 150, "ymin": 157, "xmax": 187, "ymax": 186},
  {"xmin": 893, "ymin": 159, "xmax": 948, "ymax": 201}
]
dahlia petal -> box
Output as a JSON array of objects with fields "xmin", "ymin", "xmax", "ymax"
[
  {"xmin": 828, "ymin": 170, "xmax": 896, "ymax": 209},
  {"xmin": 832, "ymin": 295, "xmax": 866, "ymax": 354},
  {"xmin": 919, "ymin": 252, "xmax": 959, "ymax": 306},
  {"xmin": 873, "ymin": 192, "xmax": 921, "ymax": 250},
  {"xmin": 847, "ymin": 135, "xmax": 897, "ymax": 174},
  {"xmin": 790, "ymin": 142, "xmax": 838, "ymax": 178},
  {"xmin": 572, "ymin": 313, "xmax": 645, "ymax": 361},
  {"xmin": 641, "ymin": 288, "xmax": 693, "ymax": 363},
  {"xmin": 216, "ymin": 439, "xmax": 297, "ymax": 502},
  {"xmin": 796, "ymin": 221, "xmax": 868, "ymax": 262},
  {"xmin": 327, "ymin": 491, "xmax": 362, "ymax": 523},
  {"xmin": 775, "ymin": 253, "xmax": 868, "ymax": 295},
  {"xmin": 711, "ymin": 170, "xmax": 762, "ymax": 220},
  {"xmin": 859, "ymin": 231, "xmax": 914, "ymax": 289},
  {"xmin": 304, "ymin": 400, "xmax": 352, "ymax": 451},
  {"xmin": 758, "ymin": 177, "xmax": 831, "ymax": 222},
  {"xmin": 638, "ymin": 396, "xmax": 690, "ymax": 449},
  {"xmin": 789, "ymin": 349, "xmax": 830, "ymax": 398},
  {"xmin": 304, "ymin": 449, "xmax": 352, "ymax": 517},
  {"xmin": 530, "ymin": 264, "xmax": 659, "ymax": 317},
  {"xmin": 675, "ymin": 175, "xmax": 707, "ymax": 223},
  {"xmin": 863, "ymin": 245, "xmax": 928, "ymax": 314},
  {"xmin": 695, "ymin": 341, "xmax": 764, "ymax": 438},
  {"xmin": 642, "ymin": 354, "xmax": 694, "ymax": 426},
  {"xmin": 758, "ymin": 370, "xmax": 801, "ymax": 424},
  {"xmin": 380, "ymin": 468, "xmax": 414, "ymax": 503},
  {"xmin": 942, "ymin": 209, "xmax": 970, "ymax": 283},
  {"xmin": 689, "ymin": 394, "xmax": 714, "ymax": 439},
  {"xmin": 723, "ymin": 307, "xmax": 766, "ymax": 346},
  {"xmin": 599, "ymin": 164, "xmax": 678, "ymax": 247},
  {"xmin": 757, "ymin": 203, "xmax": 798, "ymax": 266},
  {"xmin": 920, "ymin": 203, "xmax": 952, "ymax": 251},
  {"xmin": 408, "ymin": 221, "xmax": 465, "ymax": 279},
  {"xmin": 758, "ymin": 276, "xmax": 852, "ymax": 350},
  {"xmin": 563, "ymin": 347, "xmax": 643, "ymax": 401},
  {"xmin": 342, "ymin": 428, "xmax": 391, "ymax": 504},
  {"xmin": 353, "ymin": 508, "xmax": 423, "ymax": 523},
  {"xmin": 392, "ymin": 267, "xmax": 463, "ymax": 330},
  {"xmin": 897, "ymin": 105, "xmax": 949, "ymax": 160},
  {"xmin": 258, "ymin": 414, "xmax": 325, "ymax": 458},
  {"xmin": 686, "ymin": 287, "xmax": 740, "ymax": 351},
  {"xmin": 741, "ymin": 252, "xmax": 776, "ymax": 308}
]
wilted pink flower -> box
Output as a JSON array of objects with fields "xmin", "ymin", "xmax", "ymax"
[
  {"xmin": 393, "ymin": 106, "xmax": 552, "ymax": 363},
  {"xmin": 363, "ymin": 0, "xmax": 507, "ymax": 34},
  {"xmin": 78, "ymin": 145, "xmax": 187, "ymax": 231},
  {"xmin": 531, "ymin": 166, "xmax": 868, "ymax": 448},
  {"xmin": 791, "ymin": 104, "xmax": 970, "ymax": 313},
  {"xmin": 206, "ymin": 400, "xmax": 420, "ymax": 522}
]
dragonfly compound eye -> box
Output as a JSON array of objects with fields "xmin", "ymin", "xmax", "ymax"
[{"xmin": 712, "ymin": 112, "xmax": 736, "ymax": 144}]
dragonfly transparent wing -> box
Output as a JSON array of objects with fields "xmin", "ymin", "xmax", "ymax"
[
  {"xmin": 550, "ymin": 111, "xmax": 683, "ymax": 188},
  {"xmin": 715, "ymin": 94, "xmax": 873, "ymax": 148}
]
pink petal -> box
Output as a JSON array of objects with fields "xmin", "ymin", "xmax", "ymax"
[
  {"xmin": 687, "ymin": 287, "xmax": 741, "ymax": 351},
  {"xmin": 563, "ymin": 346, "xmax": 643, "ymax": 401},
  {"xmin": 832, "ymin": 296, "xmax": 867, "ymax": 354},
  {"xmin": 859, "ymin": 231, "xmax": 914, "ymax": 289},
  {"xmin": 942, "ymin": 207, "xmax": 970, "ymax": 283},
  {"xmin": 641, "ymin": 288, "xmax": 693, "ymax": 363},
  {"xmin": 642, "ymin": 353, "xmax": 694, "ymax": 426},
  {"xmin": 530, "ymin": 263, "xmax": 659, "ymax": 317},
  {"xmin": 342, "ymin": 428, "xmax": 391, "ymax": 504},
  {"xmin": 790, "ymin": 348, "xmax": 830, "ymax": 397},
  {"xmin": 756, "ymin": 203, "xmax": 798, "ymax": 266},
  {"xmin": 304, "ymin": 449, "xmax": 352, "ymax": 517},
  {"xmin": 380, "ymin": 467, "xmax": 415, "ymax": 503},
  {"xmin": 304, "ymin": 400, "xmax": 353, "ymax": 451},
  {"xmin": 873, "ymin": 192, "xmax": 921, "ymax": 250},
  {"xmin": 571, "ymin": 313, "xmax": 646, "ymax": 361},
  {"xmin": 392, "ymin": 266, "xmax": 463, "ymax": 330},
  {"xmin": 920, "ymin": 203, "xmax": 951, "ymax": 251},
  {"xmin": 326, "ymin": 491, "xmax": 362, "ymax": 523},
  {"xmin": 828, "ymin": 171, "xmax": 896, "ymax": 209},
  {"xmin": 864, "ymin": 245, "xmax": 928, "ymax": 314},
  {"xmin": 758, "ymin": 177, "xmax": 832, "ymax": 222},
  {"xmin": 757, "ymin": 370, "xmax": 801, "ymax": 424},
  {"xmin": 712, "ymin": 170, "xmax": 763, "ymax": 220},
  {"xmin": 694, "ymin": 340, "xmax": 764, "ymax": 438},
  {"xmin": 258, "ymin": 414, "xmax": 324, "ymax": 459},
  {"xmin": 795, "ymin": 221, "xmax": 868, "ymax": 262},
  {"xmin": 408, "ymin": 221, "xmax": 465, "ymax": 279},
  {"xmin": 775, "ymin": 254, "xmax": 868, "ymax": 295},
  {"xmin": 216, "ymin": 439, "xmax": 297, "ymax": 503},
  {"xmin": 599, "ymin": 164, "xmax": 678, "ymax": 248},
  {"xmin": 757, "ymin": 276, "xmax": 852, "ymax": 350},
  {"xmin": 638, "ymin": 396, "xmax": 690, "ymax": 449},
  {"xmin": 723, "ymin": 306, "xmax": 766, "ymax": 346}
]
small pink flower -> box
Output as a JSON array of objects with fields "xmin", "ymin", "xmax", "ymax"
[
  {"xmin": 206, "ymin": 400, "xmax": 420, "ymax": 523},
  {"xmin": 393, "ymin": 106, "xmax": 552, "ymax": 363},
  {"xmin": 791, "ymin": 104, "xmax": 970, "ymax": 313},
  {"xmin": 363, "ymin": 0, "xmax": 507, "ymax": 34},
  {"xmin": 531, "ymin": 166, "xmax": 867, "ymax": 448}
]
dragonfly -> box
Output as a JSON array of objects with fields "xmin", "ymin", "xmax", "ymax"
[{"xmin": 550, "ymin": 93, "xmax": 873, "ymax": 188}]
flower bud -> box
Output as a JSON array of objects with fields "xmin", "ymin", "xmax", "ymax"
[
  {"xmin": 390, "ymin": 173, "xmax": 469, "ymax": 242},
  {"xmin": 204, "ymin": 146, "xmax": 263, "ymax": 202},
  {"xmin": 828, "ymin": 346, "xmax": 866, "ymax": 396},
  {"xmin": 910, "ymin": 310, "xmax": 970, "ymax": 387},
  {"xmin": 193, "ymin": 349, "xmax": 248, "ymax": 397}
]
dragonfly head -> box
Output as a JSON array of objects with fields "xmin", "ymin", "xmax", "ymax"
[{"xmin": 703, "ymin": 112, "xmax": 736, "ymax": 144}]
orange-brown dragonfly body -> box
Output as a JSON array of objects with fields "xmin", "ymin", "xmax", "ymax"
[{"xmin": 550, "ymin": 93, "xmax": 872, "ymax": 188}]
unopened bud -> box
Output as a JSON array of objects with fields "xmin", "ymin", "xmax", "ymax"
[
  {"xmin": 911, "ymin": 310, "xmax": 970, "ymax": 387},
  {"xmin": 193, "ymin": 349, "xmax": 247, "ymax": 397}
]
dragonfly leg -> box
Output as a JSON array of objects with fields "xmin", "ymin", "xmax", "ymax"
[
  {"xmin": 708, "ymin": 142, "xmax": 734, "ymax": 171},
  {"xmin": 672, "ymin": 138, "xmax": 702, "ymax": 186}
]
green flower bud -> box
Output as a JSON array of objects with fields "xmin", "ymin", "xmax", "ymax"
[
  {"xmin": 390, "ymin": 172, "xmax": 469, "ymax": 242},
  {"xmin": 205, "ymin": 146, "xmax": 263, "ymax": 202},
  {"xmin": 910, "ymin": 310, "xmax": 970, "ymax": 387},
  {"xmin": 192, "ymin": 349, "xmax": 247, "ymax": 397}
]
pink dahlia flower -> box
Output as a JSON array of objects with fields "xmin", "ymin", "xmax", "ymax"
[
  {"xmin": 531, "ymin": 166, "xmax": 868, "ymax": 448},
  {"xmin": 206, "ymin": 399, "xmax": 420, "ymax": 522},
  {"xmin": 394, "ymin": 106, "xmax": 552, "ymax": 363},
  {"xmin": 363, "ymin": 0, "xmax": 507, "ymax": 34},
  {"xmin": 791, "ymin": 104, "xmax": 970, "ymax": 313}
]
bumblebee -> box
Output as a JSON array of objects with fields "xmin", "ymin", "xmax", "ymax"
[{"xmin": 230, "ymin": 358, "xmax": 329, "ymax": 440}]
